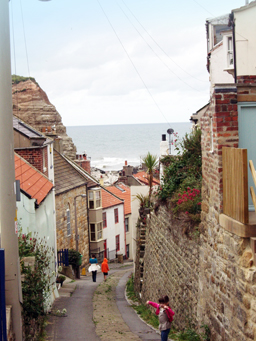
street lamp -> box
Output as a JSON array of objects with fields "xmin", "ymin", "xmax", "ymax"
[
  {"xmin": 167, "ymin": 128, "xmax": 174, "ymax": 154},
  {"xmin": 74, "ymin": 194, "xmax": 86, "ymax": 252}
]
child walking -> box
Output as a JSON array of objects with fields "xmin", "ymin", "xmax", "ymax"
[
  {"xmin": 101, "ymin": 258, "xmax": 109, "ymax": 281},
  {"xmin": 146, "ymin": 295, "xmax": 174, "ymax": 341}
]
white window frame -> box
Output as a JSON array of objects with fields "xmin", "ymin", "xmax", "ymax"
[
  {"xmin": 88, "ymin": 189, "xmax": 102, "ymax": 209},
  {"xmin": 90, "ymin": 222, "xmax": 103, "ymax": 242},
  {"xmin": 223, "ymin": 32, "xmax": 234, "ymax": 70}
]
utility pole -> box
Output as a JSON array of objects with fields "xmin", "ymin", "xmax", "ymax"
[{"xmin": 0, "ymin": 1, "xmax": 23, "ymax": 340}]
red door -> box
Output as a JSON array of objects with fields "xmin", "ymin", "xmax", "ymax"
[{"xmin": 104, "ymin": 239, "xmax": 107, "ymax": 258}]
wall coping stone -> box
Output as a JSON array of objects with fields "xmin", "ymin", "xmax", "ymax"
[{"xmin": 220, "ymin": 212, "xmax": 256, "ymax": 237}]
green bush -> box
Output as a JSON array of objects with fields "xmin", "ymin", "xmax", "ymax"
[
  {"xmin": 157, "ymin": 128, "xmax": 202, "ymax": 221},
  {"xmin": 18, "ymin": 231, "xmax": 54, "ymax": 340},
  {"xmin": 68, "ymin": 249, "xmax": 81, "ymax": 266},
  {"xmin": 12, "ymin": 74, "xmax": 37, "ymax": 85}
]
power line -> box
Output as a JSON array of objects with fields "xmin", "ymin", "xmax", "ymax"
[
  {"xmin": 96, "ymin": 0, "xmax": 172, "ymax": 126},
  {"xmin": 117, "ymin": 2, "xmax": 203, "ymax": 92},
  {"xmin": 121, "ymin": 0, "xmax": 208, "ymax": 84}
]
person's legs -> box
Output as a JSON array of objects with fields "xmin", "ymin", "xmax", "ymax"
[
  {"xmin": 161, "ymin": 328, "xmax": 170, "ymax": 341},
  {"xmin": 92, "ymin": 271, "xmax": 97, "ymax": 282}
]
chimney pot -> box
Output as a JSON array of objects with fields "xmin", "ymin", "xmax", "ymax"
[{"xmin": 125, "ymin": 160, "xmax": 128, "ymax": 166}]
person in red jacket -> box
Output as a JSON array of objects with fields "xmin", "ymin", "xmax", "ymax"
[
  {"xmin": 101, "ymin": 258, "xmax": 110, "ymax": 281},
  {"xmin": 146, "ymin": 295, "xmax": 175, "ymax": 341}
]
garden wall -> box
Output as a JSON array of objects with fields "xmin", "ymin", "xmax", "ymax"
[{"xmin": 139, "ymin": 206, "xmax": 200, "ymax": 330}]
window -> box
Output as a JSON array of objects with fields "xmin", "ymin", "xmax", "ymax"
[
  {"xmin": 227, "ymin": 36, "xmax": 233, "ymax": 67},
  {"xmin": 125, "ymin": 217, "xmax": 129, "ymax": 232},
  {"xmin": 114, "ymin": 208, "xmax": 119, "ymax": 223},
  {"xmin": 222, "ymin": 32, "xmax": 234, "ymax": 70},
  {"xmin": 88, "ymin": 189, "xmax": 102, "ymax": 209},
  {"xmin": 67, "ymin": 204, "xmax": 71, "ymax": 236},
  {"xmin": 103, "ymin": 212, "xmax": 107, "ymax": 228},
  {"xmin": 90, "ymin": 224, "xmax": 96, "ymax": 241},
  {"xmin": 90, "ymin": 222, "xmax": 103, "ymax": 242},
  {"xmin": 126, "ymin": 244, "xmax": 130, "ymax": 259},
  {"xmin": 116, "ymin": 235, "xmax": 120, "ymax": 251}
]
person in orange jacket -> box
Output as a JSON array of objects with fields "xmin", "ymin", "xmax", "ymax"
[{"xmin": 101, "ymin": 258, "xmax": 110, "ymax": 281}]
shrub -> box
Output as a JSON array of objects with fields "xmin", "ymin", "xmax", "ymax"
[
  {"xmin": 157, "ymin": 128, "xmax": 202, "ymax": 221},
  {"xmin": 18, "ymin": 231, "xmax": 55, "ymax": 340},
  {"xmin": 68, "ymin": 249, "xmax": 81, "ymax": 266}
]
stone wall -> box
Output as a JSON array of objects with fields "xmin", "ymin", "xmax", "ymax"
[
  {"xmin": 139, "ymin": 206, "xmax": 200, "ymax": 330},
  {"xmin": 197, "ymin": 83, "xmax": 256, "ymax": 341},
  {"xmin": 55, "ymin": 186, "xmax": 89, "ymax": 266}
]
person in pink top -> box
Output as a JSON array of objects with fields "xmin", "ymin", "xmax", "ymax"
[{"xmin": 146, "ymin": 295, "xmax": 175, "ymax": 341}]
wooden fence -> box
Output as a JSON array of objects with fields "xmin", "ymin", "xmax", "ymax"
[{"xmin": 222, "ymin": 147, "xmax": 248, "ymax": 224}]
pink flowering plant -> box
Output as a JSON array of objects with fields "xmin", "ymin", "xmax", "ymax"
[
  {"xmin": 172, "ymin": 187, "xmax": 201, "ymax": 220},
  {"xmin": 157, "ymin": 128, "xmax": 202, "ymax": 223}
]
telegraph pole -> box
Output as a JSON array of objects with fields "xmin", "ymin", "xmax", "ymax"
[{"xmin": 0, "ymin": 1, "xmax": 23, "ymax": 340}]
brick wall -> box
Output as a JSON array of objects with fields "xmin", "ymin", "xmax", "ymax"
[
  {"xmin": 55, "ymin": 186, "xmax": 89, "ymax": 266},
  {"xmin": 15, "ymin": 146, "xmax": 48, "ymax": 176},
  {"xmin": 139, "ymin": 206, "xmax": 200, "ymax": 330}
]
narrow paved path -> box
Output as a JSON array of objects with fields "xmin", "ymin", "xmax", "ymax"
[{"xmin": 46, "ymin": 264, "xmax": 162, "ymax": 341}]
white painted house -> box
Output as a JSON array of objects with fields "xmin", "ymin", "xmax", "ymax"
[
  {"xmin": 101, "ymin": 188, "xmax": 125, "ymax": 260},
  {"xmin": 15, "ymin": 153, "xmax": 58, "ymax": 305}
]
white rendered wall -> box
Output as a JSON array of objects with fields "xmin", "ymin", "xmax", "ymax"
[
  {"xmin": 235, "ymin": 4, "xmax": 256, "ymax": 76},
  {"xmin": 103, "ymin": 203, "xmax": 125, "ymax": 256},
  {"xmin": 130, "ymin": 186, "xmax": 149, "ymax": 261},
  {"xmin": 209, "ymin": 43, "xmax": 234, "ymax": 93}
]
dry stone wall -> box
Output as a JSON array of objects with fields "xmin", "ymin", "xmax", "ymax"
[{"xmin": 139, "ymin": 206, "xmax": 200, "ymax": 330}]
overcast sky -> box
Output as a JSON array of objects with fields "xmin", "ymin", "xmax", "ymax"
[{"xmin": 9, "ymin": 0, "xmax": 245, "ymax": 126}]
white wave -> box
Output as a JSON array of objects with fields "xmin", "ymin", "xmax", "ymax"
[{"xmin": 91, "ymin": 156, "xmax": 141, "ymax": 171}]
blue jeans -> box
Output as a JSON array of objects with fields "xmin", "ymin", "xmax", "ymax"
[{"xmin": 161, "ymin": 328, "xmax": 170, "ymax": 341}]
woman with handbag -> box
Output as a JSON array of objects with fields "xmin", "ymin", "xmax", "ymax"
[{"xmin": 89, "ymin": 254, "xmax": 99, "ymax": 282}]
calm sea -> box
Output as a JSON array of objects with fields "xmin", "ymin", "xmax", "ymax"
[{"xmin": 67, "ymin": 122, "xmax": 192, "ymax": 171}]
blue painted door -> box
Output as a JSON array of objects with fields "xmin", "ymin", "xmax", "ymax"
[{"xmin": 238, "ymin": 103, "xmax": 256, "ymax": 211}]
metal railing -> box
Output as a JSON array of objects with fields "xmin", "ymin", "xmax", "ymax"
[
  {"xmin": 57, "ymin": 249, "xmax": 69, "ymax": 267},
  {"xmin": 0, "ymin": 249, "xmax": 7, "ymax": 341}
]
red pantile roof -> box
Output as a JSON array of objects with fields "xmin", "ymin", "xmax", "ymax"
[
  {"xmin": 107, "ymin": 183, "xmax": 131, "ymax": 215},
  {"xmin": 15, "ymin": 153, "xmax": 53, "ymax": 205},
  {"xmin": 133, "ymin": 171, "xmax": 160, "ymax": 186},
  {"xmin": 101, "ymin": 188, "xmax": 123, "ymax": 209}
]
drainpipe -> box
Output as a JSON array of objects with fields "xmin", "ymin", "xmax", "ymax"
[
  {"xmin": 0, "ymin": 1, "xmax": 23, "ymax": 339},
  {"xmin": 229, "ymin": 12, "xmax": 237, "ymax": 83},
  {"xmin": 123, "ymin": 203, "xmax": 127, "ymax": 259}
]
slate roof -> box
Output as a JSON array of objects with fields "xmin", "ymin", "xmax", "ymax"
[
  {"xmin": 102, "ymin": 188, "xmax": 123, "ymax": 209},
  {"xmin": 54, "ymin": 150, "xmax": 98, "ymax": 195},
  {"xmin": 133, "ymin": 171, "xmax": 160, "ymax": 186},
  {"xmin": 15, "ymin": 153, "xmax": 53, "ymax": 205},
  {"xmin": 106, "ymin": 183, "xmax": 131, "ymax": 215},
  {"xmin": 13, "ymin": 115, "xmax": 52, "ymax": 145}
]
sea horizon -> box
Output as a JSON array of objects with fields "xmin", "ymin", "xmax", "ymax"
[{"xmin": 67, "ymin": 122, "xmax": 192, "ymax": 171}]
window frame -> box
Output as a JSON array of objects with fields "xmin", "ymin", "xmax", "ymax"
[
  {"xmin": 116, "ymin": 234, "xmax": 120, "ymax": 251},
  {"xmin": 90, "ymin": 222, "xmax": 103, "ymax": 242},
  {"xmin": 88, "ymin": 189, "xmax": 102, "ymax": 209},
  {"xmin": 114, "ymin": 208, "xmax": 119, "ymax": 224},
  {"xmin": 103, "ymin": 212, "xmax": 107, "ymax": 228},
  {"xmin": 125, "ymin": 217, "xmax": 129, "ymax": 232}
]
